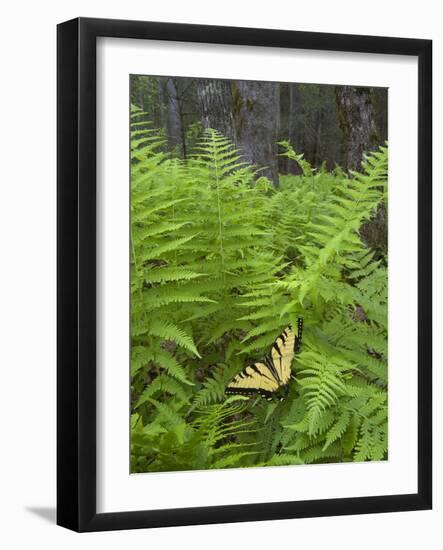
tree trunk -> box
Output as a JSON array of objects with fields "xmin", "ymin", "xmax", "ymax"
[
  {"xmin": 360, "ymin": 201, "xmax": 387, "ymax": 259},
  {"xmin": 164, "ymin": 78, "xmax": 183, "ymax": 154},
  {"xmin": 195, "ymin": 79, "xmax": 235, "ymax": 141},
  {"xmin": 278, "ymin": 83, "xmax": 289, "ymax": 174},
  {"xmin": 314, "ymin": 104, "xmax": 323, "ymax": 166},
  {"xmin": 232, "ymin": 80, "xmax": 280, "ymax": 185},
  {"xmin": 278, "ymin": 83, "xmax": 297, "ymax": 174},
  {"xmin": 335, "ymin": 86, "xmax": 379, "ymax": 171},
  {"xmin": 288, "ymin": 84, "xmax": 296, "ymax": 149},
  {"xmin": 158, "ymin": 78, "xmax": 166, "ymax": 131},
  {"xmin": 335, "ymin": 85, "xmax": 386, "ymax": 257}
]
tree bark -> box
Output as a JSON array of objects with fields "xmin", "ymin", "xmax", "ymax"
[
  {"xmin": 314, "ymin": 91, "xmax": 324, "ymax": 167},
  {"xmin": 195, "ymin": 79, "xmax": 235, "ymax": 141},
  {"xmin": 278, "ymin": 83, "xmax": 290, "ymax": 174},
  {"xmin": 335, "ymin": 85, "xmax": 386, "ymax": 256},
  {"xmin": 335, "ymin": 86, "xmax": 379, "ymax": 171},
  {"xmin": 164, "ymin": 78, "xmax": 183, "ymax": 154},
  {"xmin": 158, "ymin": 78, "xmax": 166, "ymax": 131},
  {"xmin": 288, "ymin": 84, "xmax": 296, "ymax": 150},
  {"xmin": 232, "ymin": 80, "xmax": 280, "ymax": 185},
  {"xmin": 278, "ymin": 83, "xmax": 297, "ymax": 174}
]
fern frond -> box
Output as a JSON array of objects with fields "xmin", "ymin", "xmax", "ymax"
[{"xmin": 147, "ymin": 320, "xmax": 200, "ymax": 357}]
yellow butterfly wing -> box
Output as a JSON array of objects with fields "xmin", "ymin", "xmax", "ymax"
[
  {"xmin": 226, "ymin": 362, "xmax": 279, "ymax": 398},
  {"xmin": 225, "ymin": 319, "xmax": 303, "ymax": 399},
  {"xmin": 270, "ymin": 326, "xmax": 296, "ymax": 385}
]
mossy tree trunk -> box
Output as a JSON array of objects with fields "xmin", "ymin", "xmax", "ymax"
[
  {"xmin": 335, "ymin": 86, "xmax": 380, "ymax": 172},
  {"xmin": 335, "ymin": 85, "xmax": 387, "ymax": 256},
  {"xmin": 232, "ymin": 81, "xmax": 280, "ymax": 186},
  {"xmin": 196, "ymin": 79, "xmax": 236, "ymax": 142}
]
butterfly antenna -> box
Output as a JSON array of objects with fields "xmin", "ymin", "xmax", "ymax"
[{"xmin": 295, "ymin": 317, "xmax": 303, "ymax": 353}]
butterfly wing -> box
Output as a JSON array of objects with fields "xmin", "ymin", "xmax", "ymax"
[
  {"xmin": 225, "ymin": 362, "xmax": 280, "ymax": 399},
  {"xmin": 225, "ymin": 319, "xmax": 303, "ymax": 399},
  {"xmin": 270, "ymin": 326, "xmax": 297, "ymax": 385}
]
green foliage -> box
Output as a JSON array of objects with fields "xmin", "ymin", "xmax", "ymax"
[{"xmin": 130, "ymin": 106, "xmax": 388, "ymax": 472}]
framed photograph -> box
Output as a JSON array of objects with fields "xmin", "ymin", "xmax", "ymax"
[{"xmin": 57, "ymin": 17, "xmax": 432, "ymax": 532}]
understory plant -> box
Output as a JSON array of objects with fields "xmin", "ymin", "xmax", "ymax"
[{"xmin": 130, "ymin": 105, "xmax": 388, "ymax": 473}]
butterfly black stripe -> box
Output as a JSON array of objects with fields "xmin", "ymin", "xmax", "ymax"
[{"xmin": 225, "ymin": 319, "xmax": 303, "ymax": 400}]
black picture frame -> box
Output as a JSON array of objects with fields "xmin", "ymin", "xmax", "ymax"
[{"xmin": 57, "ymin": 17, "xmax": 432, "ymax": 532}]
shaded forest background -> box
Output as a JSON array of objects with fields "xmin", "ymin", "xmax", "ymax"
[{"xmin": 130, "ymin": 76, "xmax": 387, "ymax": 181}]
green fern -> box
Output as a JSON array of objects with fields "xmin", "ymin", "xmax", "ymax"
[{"xmin": 130, "ymin": 107, "xmax": 388, "ymax": 472}]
